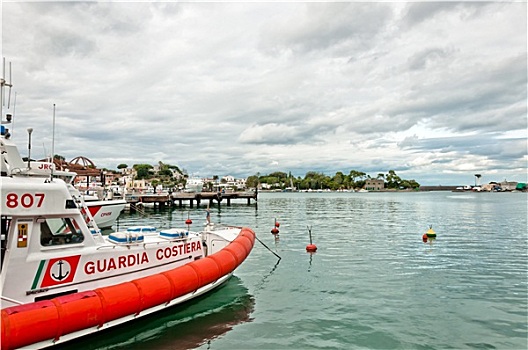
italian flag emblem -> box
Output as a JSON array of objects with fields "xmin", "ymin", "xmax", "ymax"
[{"xmin": 32, "ymin": 255, "xmax": 81, "ymax": 289}]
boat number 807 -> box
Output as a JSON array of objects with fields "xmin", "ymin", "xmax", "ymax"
[{"xmin": 5, "ymin": 193, "xmax": 46, "ymax": 208}]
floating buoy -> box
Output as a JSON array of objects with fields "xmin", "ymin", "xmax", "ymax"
[
  {"xmin": 306, "ymin": 243, "xmax": 317, "ymax": 252},
  {"xmin": 271, "ymin": 218, "xmax": 279, "ymax": 234},
  {"xmin": 422, "ymin": 233, "xmax": 428, "ymax": 243},
  {"xmin": 185, "ymin": 212, "xmax": 193, "ymax": 230},
  {"xmin": 425, "ymin": 225, "xmax": 436, "ymax": 238},
  {"xmin": 306, "ymin": 225, "xmax": 317, "ymax": 253}
]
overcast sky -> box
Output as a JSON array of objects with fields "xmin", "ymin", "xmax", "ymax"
[{"xmin": 2, "ymin": 1, "xmax": 526, "ymax": 185}]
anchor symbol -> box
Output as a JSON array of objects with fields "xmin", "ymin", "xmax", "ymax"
[{"xmin": 51, "ymin": 260, "xmax": 70, "ymax": 281}]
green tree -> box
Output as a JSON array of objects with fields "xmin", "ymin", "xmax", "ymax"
[
  {"xmin": 158, "ymin": 168, "xmax": 172, "ymax": 176},
  {"xmin": 303, "ymin": 171, "xmax": 330, "ymax": 190},
  {"xmin": 168, "ymin": 164, "xmax": 182, "ymax": 174},
  {"xmin": 332, "ymin": 172, "xmax": 345, "ymax": 190},
  {"xmin": 117, "ymin": 163, "xmax": 128, "ymax": 169},
  {"xmin": 246, "ymin": 175, "xmax": 259, "ymax": 188},
  {"xmin": 269, "ymin": 171, "xmax": 287, "ymax": 179},
  {"xmin": 401, "ymin": 179, "xmax": 420, "ymax": 189},
  {"xmin": 156, "ymin": 161, "xmax": 173, "ymax": 177},
  {"xmin": 133, "ymin": 164, "xmax": 153, "ymax": 179},
  {"xmin": 386, "ymin": 170, "xmax": 402, "ymax": 189},
  {"xmin": 348, "ymin": 170, "xmax": 366, "ymax": 189}
]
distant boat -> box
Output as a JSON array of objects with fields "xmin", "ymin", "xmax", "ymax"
[{"xmin": 185, "ymin": 177, "xmax": 204, "ymax": 193}]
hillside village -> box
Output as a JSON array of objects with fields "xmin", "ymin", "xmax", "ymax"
[
  {"xmin": 59, "ymin": 159, "xmax": 526, "ymax": 194},
  {"xmin": 44, "ymin": 155, "xmax": 526, "ymax": 193},
  {"xmin": 77, "ymin": 166, "xmax": 247, "ymax": 194}
]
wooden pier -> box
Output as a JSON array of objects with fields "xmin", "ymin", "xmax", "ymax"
[
  {"xmin": 171, "ymin": 191, "xmax": 257, "ymax": 208},
  {"xmin": 126, "ymin": 190, "xmax": 257, "ymax": 210}
]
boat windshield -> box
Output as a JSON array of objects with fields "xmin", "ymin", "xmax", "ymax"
[{"xmin": 41, "ymin": 217, "xmax": 85, "ymax": 246}]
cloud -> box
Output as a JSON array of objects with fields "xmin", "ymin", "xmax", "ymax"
[
  {"xmin": 261, "ymin": 3, "xmax": 392, "ymax": 54},
  {"xmin": 407, "ymin": 47, "xmax": 453, "ymax": 71},
  {"xmin": 239, "ymin": 123, "xmax": 302, "ymax": 145},
  {"xmin": 2, "ymin": 1, "xmax": 526, "ymax": 186},
  {"xmin": 402, "ymin": 2, "xmax": 493, "ymax": 28}
]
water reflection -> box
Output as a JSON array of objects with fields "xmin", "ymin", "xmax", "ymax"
[
  {"xmin": 308, "ymin": 252, "xmax": 315, "ymax": 272},
  {"xmin": 253, "ymin": 259, "xmax": 281, "ymax": 295}
]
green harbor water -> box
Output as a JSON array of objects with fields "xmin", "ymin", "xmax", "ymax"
[{"xmin": 59, "ymin": 191, "xmax": 527, "ymax": 350}]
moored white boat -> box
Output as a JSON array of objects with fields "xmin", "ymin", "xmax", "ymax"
[
  {"xmin": 81, "ymin": 195, "xmax": 126, "ymax": 228},
  {"xmin": 0, "ymin": 77, "xmax": 255, "ymax": 349},
  {"xmin": 184, "ymin": 176, "xmax": 204, "ymax": 193}
]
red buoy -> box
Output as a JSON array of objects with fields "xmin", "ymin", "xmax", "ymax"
[
  {"xmin": 422, "ymin": 233, "xmax": 428, "ymax": 243},
  {"xmin": 271, "ymin": 218, "xmax": 279, "ymax": 234},
  {"xmin": 306, "ymin": 243, "xmax": 317, "ymax": 252},
  {"xmin": 185, "ymin": 211, "xmax": 193, "ymax": 226}
]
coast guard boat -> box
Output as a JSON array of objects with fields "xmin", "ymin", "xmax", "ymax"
[{"xmin": 0, "ymin": 87, "xmax": 255, "ymax": 349}]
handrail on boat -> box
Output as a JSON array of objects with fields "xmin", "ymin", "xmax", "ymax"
[
  {"xmin": 0, "ymin": 295, "xmax": 24, "ymax": 305},
  {"xmin": 95, "ymin": 236, "xmax": 199, "ymax": 251}
]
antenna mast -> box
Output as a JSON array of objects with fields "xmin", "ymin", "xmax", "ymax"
[
  {"xmin": 51, "ymin": 104, "xmax": 56, "ymax": 177},
  {"xmin": 11, "ymin": 92, "xmax": 16, "ymax": 136},
  {"xmin": 1, "ymin": 58, "xmax": 4, "ymax": 117},
  {"xmin": 7, "ymin": 61, "xmax": 12, "ymax": 108},
  {"xmin": 1, "ymin": 57, "xmax": 13, "ymax": 127}
]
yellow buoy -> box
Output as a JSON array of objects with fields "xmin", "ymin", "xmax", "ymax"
[{"xmin": 425, "ymin": 226, "xmax": 436, "ymax": 238}]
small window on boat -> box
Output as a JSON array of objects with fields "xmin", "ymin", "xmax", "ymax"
[{"xmin": 40, "ymin": 218, "xmax": 85, "ymax": 246}]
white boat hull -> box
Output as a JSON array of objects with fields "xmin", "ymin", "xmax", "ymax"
[
  {"xmin": 1, "ymin": 223, "xmax": 255, "ymax": 349},
  {"xmin": 17, "ymin": 273, "xmax": 234, "ymax": 349},
  {"xmin": 85, "ymin": 199, "xmax": 126, "ymax": 228}
]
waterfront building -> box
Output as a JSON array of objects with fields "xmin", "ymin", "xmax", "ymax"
[{"xmin": 364, "ymin": 178, "xmax": 385, "ymax": 191}]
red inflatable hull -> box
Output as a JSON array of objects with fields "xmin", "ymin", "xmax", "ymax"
[{"xmin": 1, "ymin": 228, "xmax": 255, "ymax": 350}]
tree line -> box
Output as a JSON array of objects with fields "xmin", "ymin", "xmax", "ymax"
[
  {"xmin": 245, "ymin": 170, "xmax": 420, "ymax": 191},
  {"xmin": 57, "ymin": 154, "xmax": 419, "ymax": 191}
]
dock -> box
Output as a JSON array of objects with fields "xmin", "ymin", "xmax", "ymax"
[{"xmin": 125, "ymin": 190, "xmax": 257, "ymax": 210}]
